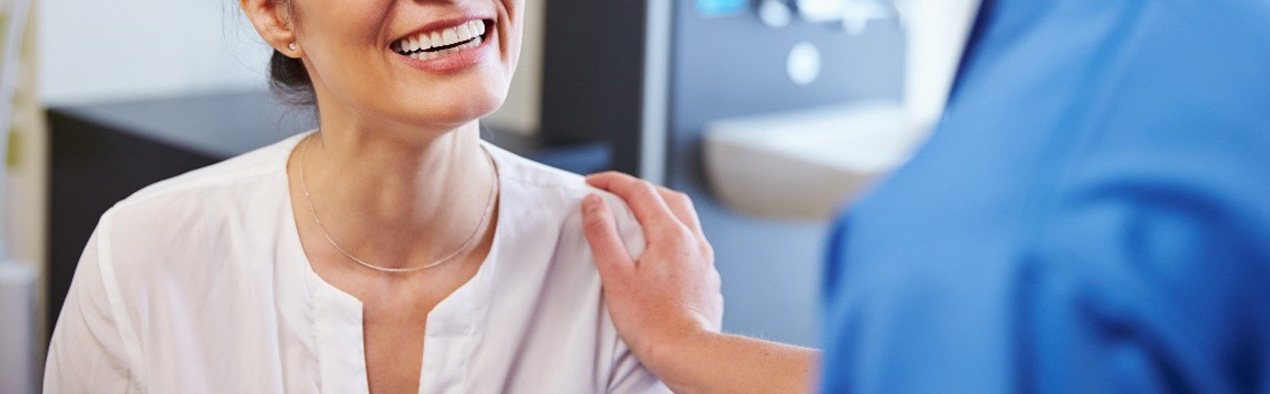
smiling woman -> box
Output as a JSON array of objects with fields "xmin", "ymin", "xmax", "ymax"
[{"xmin": 42, "ymin": 1, "xmax": 671, "ymax": 393}]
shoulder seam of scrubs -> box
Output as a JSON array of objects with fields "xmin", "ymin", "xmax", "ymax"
[
  {"xmin": 95, "ymin": 207, "xmax": 150, "ymax": 389},
  {"xmin": 983, "ymin": 5, "xmax": 1154, "ymax": 390},
  {"xmin": 1018, "ymin": 1, "xmax": 1155, "ymax": 252}
]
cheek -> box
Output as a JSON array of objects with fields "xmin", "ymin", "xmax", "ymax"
[
  {"xmin": 297, "ymin": 0, "xmax": 386, "ymax": 58},
  {"xmin": 295, "ymin": 1, "xmax": 389, "ymax": 103},
  {"xmin": 497, "ymin": 0, "xmax": 525, "ymax": 67}
]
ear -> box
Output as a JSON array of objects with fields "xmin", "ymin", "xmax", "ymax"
[{"xmin": 240, "ymin": 0, "xmax": 301, "ymax": 57}]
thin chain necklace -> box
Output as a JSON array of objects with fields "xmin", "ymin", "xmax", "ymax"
[{"xmin": 298, "ymin": 134, "xmax": 498, "ymax": 273}]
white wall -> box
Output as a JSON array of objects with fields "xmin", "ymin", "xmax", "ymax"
[{"xmin": 38, "ymin": 0, "xmax": 270, "ymax": 105}]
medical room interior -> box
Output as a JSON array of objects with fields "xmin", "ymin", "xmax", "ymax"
[
  {"xmin": 0, "ymin": 0, "xmax": 979, "ymax": 388},
  {"xmin": 15, "ymin": 0, "xmax": 1234, "ymax": 391}
]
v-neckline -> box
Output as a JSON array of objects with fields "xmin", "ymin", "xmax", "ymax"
[{"xmin": 275, "ymin": 131, "xmax": 509, "ymax": 393}]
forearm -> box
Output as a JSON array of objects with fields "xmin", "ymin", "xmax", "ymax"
[{"xmin": 649, "ymin": 330, "xmax": 821, "ymax": 394}]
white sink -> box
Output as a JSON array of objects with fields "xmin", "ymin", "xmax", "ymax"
[{"xmin": 704, "ymin": 101, "xmax": 932, "ymax": 221}]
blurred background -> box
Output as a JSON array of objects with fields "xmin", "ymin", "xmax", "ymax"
[{"xmin": 0, "ymin": 0, "xmax": 980, "ymax": 391}]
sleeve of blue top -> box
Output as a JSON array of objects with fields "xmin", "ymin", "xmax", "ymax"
[{"xmin": 820, "ymin": 1, "xmax": 1270, "ymax": 393}]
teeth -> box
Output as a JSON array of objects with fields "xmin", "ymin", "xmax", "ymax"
[
  {"xmin": 457, "ymin": 24, "xmax": 473, "ymax": 42},
  {"xmin": 421, "ymin": 34, "xmax": 436, "ymax": 51},
  {"xmin": 393, "ymin": 19, "xmax": 490, "ymax": 57},
  {"xmin": 441, "ymin": 28, "xmax": 459, "ymax": 46}
]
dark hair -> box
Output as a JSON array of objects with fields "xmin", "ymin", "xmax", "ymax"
[
  {"xmin": 266, "ymin": 0, "xmax": 316, "ymax": 107},
  {"xmin": 269, "ymin": 50, "xmax": 316, "ymax": 107}
]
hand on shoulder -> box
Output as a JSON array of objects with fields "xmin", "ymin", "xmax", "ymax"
[{"xmin": 580, "ymin": 172, "xmax": 724, "ymax": 365}]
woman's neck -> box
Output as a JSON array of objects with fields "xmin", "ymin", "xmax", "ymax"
[{"xmin": 297, "ymin": 120, "xmax": 496, "ymax": 270}]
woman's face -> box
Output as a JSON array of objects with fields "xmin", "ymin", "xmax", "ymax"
[{"xmin": 283, "ymin": 0, "xmax": 523, "ymax": 132}]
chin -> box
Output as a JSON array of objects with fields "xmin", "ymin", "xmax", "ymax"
[{"xmin": 396, "ymin": 94, "xmax": 506, "ymax": 131}]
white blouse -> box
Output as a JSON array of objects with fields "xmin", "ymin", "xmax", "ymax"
[{"xmin": 45, "ymin": 131, "xmax": 669, "ymax": 394}]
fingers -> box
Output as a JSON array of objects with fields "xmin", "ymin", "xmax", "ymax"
[
  {"xmin": 586, "ymin": 171, "xmax": 711, "ymax": 260},
  {"xmin": 581, "ymin": 194, "xmax": 635, "ymax": 279},
  {"xmin": 654, "ymin": 187, "xmax": 704, "ymax": 236},
  {"xmin": 586, "ymin": 170, "xmax": 706, "ymax": 232},
  {"xmin": 586, "ymin": 172, "xmax": 678, "ymax": 229}
]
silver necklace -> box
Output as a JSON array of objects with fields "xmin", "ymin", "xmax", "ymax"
[{"xmin": 298, "ymin": 134, "xmax": 498, "ymax": 273}]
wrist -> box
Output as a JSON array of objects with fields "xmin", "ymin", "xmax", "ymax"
[
  {"xmin": 645, "ymin": 319, "xmax": 703, "ymax": 359},
  {"xmin": 643, "ymin": 324, "xmax": 720, "ymax": 390}
]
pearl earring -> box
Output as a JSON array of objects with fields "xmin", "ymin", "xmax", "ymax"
[{"xmin": 288, "ymin": 42, "xmax": 298, "ymax": 51}]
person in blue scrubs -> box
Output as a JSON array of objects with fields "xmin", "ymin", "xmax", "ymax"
[
  {"xmin": 580, "ymin": 0, "xmax": 1270, "ymax": 392},
  {"xmin": 821, "ymin": 0, "xmax": 1270, "ymax": 392}
]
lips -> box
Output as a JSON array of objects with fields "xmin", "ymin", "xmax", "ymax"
[{"xmin": 391, "ymin": 19, "xmax": 491, "ymax": 61}]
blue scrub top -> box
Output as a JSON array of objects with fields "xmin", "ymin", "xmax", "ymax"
[{"xmin": 821, "ymin": 1, "xmax": 1270, "ymax": 392}]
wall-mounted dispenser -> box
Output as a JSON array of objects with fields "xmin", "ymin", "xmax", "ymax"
[
  {"xmin": 696, "ymin": 0, "xmax": 751, "ymax": 17},
  {"xmin": 754, "ymin": 0, "xmax": 900, "ymax": 34}
]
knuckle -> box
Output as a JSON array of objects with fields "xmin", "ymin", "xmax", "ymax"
[
  {"xmin": 701, "ymin": 244, "xmax": 715, "ymax": 261},
  {"xmin": 673, "ymin": 191, "xmax": 693, "ymax": 205},
  {"xmin": 655, "ymin": 223, "xmax": 693, "ymax": 245},
  {"xmin": 651, "ymin": 225, "xmax": 679, "ymax": 243},
  {"xmin": 672, "ymin": 223, "xmax": 696, "ymax": 241},
  {"xmin": 636, "ymin": 180, "xmax": 658, "ymax": 194},
  {"xmin": 659, "ymin": 189, "xmax": 690, "ymax": 205}
]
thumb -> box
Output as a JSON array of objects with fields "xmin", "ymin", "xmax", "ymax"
[{"xmin": 582, "ymin": 194, "xmax": 634, "ymax": 282}]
